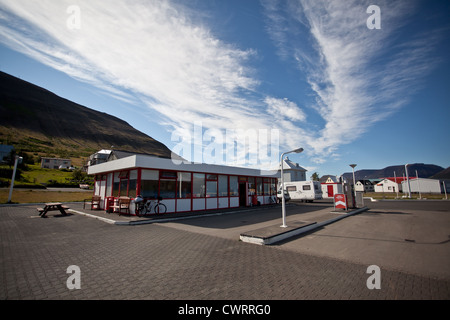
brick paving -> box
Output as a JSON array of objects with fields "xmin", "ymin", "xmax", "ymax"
[{"xmin": 1, "ymin": 204, "xmax": 449, "ymax": 300}]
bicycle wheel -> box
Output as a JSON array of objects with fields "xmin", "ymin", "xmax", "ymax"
[
  {"xmin": 136, "ymin": 204, "xmax": 144, "ymax": 216},
  {"xmin": 154, "ymin": 203, "xmax": 167, "ymax": 214}
]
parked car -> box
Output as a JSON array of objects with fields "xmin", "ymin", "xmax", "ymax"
[{"xmin": 277, "ymin": 189, "xmax": 291, "ymax": 202}]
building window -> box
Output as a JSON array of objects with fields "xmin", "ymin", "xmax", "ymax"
[
  {"xmin": 248, "ymin": 177, "xmax": 255, "ymax": 195},
  {"xmin": 263, "ymin": 178, "xmax": 270, "ymax": 195},
  {"xmin": 119, "ymin": 171, "xmax": 129, "ymax": 179},
  {"xmin": 128, "ymin": 170, "xmax": 137, "ymax": 198},
  {"xmin": 193, "ymin": 173, "xmax": 205, "ymax": 198},
  {"xmin": 161, "ymin": 171, "xmax": 177, "ymax": 179},
  {"xmin": 270, "ymin": 179, "xmax": 277, "ymax": 195},
  {"xmin": 218, "ymin": 175, "xmax": 228, "ymax": 197},
  {"xmin": 229, "ymin": 176, "xmax": 238, "ymax": 196},
  {"xmin": 140, "ymin": 170, "xmax": 159, "ymax": 199},
  {"xmin": 159, "ymin": 170, "xmax": 176, "ymax": 199},
  {"xmin": 206, "ymin": 174, "xmax": 218, "ymax": 197},
  {"xmin": 256, "ymin": 177, "xmax": 263, "ymax": 195},
  {"xmin": 113, "ymin": 172, "xmax": 120, "ymax": 197},
  {"xmin": 120, "ymin": 179, "xmax": 128, "ymax": 196},
  {"xmin": 177, "ymin": 172, "xmax": 192, "ymax": 199}
]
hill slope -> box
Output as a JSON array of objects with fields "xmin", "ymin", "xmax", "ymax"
[
  {"xmin": 0, "ymin": 71, "xmax": 172, "ymax": 164},
  {"xmin": 430, "ymin": 167, "xmax": 450, "ymax": 180},
  {"xmin": 342, "ymin": 163, "xmax": 445, "ymax": 181}
]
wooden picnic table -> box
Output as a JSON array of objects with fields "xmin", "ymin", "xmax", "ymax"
[{"xmin": 37, "ymin": 203, "xmax": 70, "ymax": 218}]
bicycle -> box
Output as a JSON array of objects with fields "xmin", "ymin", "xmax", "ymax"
[{"xmin": 134, "ymin": 196, "xmax": 167, "ymax": 215}]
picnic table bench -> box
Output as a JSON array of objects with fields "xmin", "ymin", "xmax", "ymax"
[
  {"xmin": 83, "ymin": 195, "xmax": 102, "ymax": 210},
  {"xmin": 109, "ymin": 197, "xmax": 131, "ymax": 216},
  {"xmin": 37, "ymin": 203, "xmax": 70, "ymax": 218}
]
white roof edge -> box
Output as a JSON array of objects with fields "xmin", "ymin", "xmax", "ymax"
[
  {"xmin": 88, "ymin": 155, "xmax": 137, "ymax": 175},
  {"xmin": 88, "ymin": 154, "xmax": 280, "ymax": 178}
]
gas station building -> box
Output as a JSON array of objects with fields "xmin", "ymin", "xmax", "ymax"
[{"xmin": 87, "ymin": 153, "xmax": 279, "ymax": 215}]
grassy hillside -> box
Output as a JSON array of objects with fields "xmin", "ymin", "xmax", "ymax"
[
  {"xmin": 0, "ymin": 127, "xmax": 95, "ymax": 167},
  {"xmin": 0, "ymin": 163, "xmax": 92, "ymax": 189},
  {"xmin": 0, "ymin": 71, "xmax": 173, "ymax": 167}
]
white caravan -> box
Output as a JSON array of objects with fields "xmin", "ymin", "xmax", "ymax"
[{"xmin": 283, "ymin": 181, "xmax": 323, "ymax": 202}]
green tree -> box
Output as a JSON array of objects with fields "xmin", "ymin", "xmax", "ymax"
[
  {"xmin": 72, "ymin": 168, "xmax": 86, "ymax": 182},
  {"xmin": 311, "ymin": 172, "xmax": 320, "ymax": 181}
]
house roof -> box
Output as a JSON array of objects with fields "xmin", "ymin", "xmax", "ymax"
[
  {"xmin": 88, "ymin": 153, "xmax": 280, "ymax": 178},
  {"xmin": 384, "ymin": 177, "xmax": 416, "ymax": 183},
  {"xmin": 320, "ymin": 175, "xmax": 338, "ymax": 183},
  {"xmin": 279, "ymin": 158, "xmax": 307, "ymax": 171},
  {"xmin": 356, "ymin": 180, "xmax": 374, "ymax": 185}
]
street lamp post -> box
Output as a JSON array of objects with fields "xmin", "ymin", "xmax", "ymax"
[
  {"xmin": 349, "ymin": 164, "xmax": 357, "ymax": 207},
  {"xmin": 7, "ymin": 155, "xmax": 23, "ymax": 204},
  {"xmin": 280, "ymin": 148, "xmax": 304, "ymax": 228},
  {"xmin": 416, "ymin": 170, "xmax": 421, "ymax": 199},
  {"xmin": 405, "ymin": 164, "xmax": 411, "ymax": 198}
]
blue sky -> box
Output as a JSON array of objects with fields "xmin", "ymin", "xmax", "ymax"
[{"xmin": 0, "ymin": 0, "xmax": 449, "ymax": 177}]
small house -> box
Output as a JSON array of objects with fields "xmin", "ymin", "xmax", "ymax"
[
  {"xmin": 320, "ymin": 175, "xmax": 343, "ymax": 198},
  {"xmin": 41, "ymin": 157, "xmax": 71, "ymax": 169},
  {"xmin": 355, "ymin": 180, "xmax": 374, "ymax": 193},
  {"xmin": 278, "ymin": 157, "xmax": 307, "ymax": 182}
]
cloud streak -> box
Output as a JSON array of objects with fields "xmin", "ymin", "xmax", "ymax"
[
  {"xmin": 0, "ymin": 0, "xmax": 281, "ymax": 164},
  {"xmin": 262, "ymin": 0, "xmax": 442, "ymax": 160},
  {"xmin": 0, "ymin": 0, "xmax": 443, "ymax": 168}
]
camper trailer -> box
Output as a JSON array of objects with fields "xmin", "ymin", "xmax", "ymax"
[{"xmin": 283, "ymin": 181, "xmax": 323, "ymax": 202}]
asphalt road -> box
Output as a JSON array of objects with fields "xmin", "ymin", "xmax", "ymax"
[
  {"xmin": 0, "ymin": 199, "xmax": 449, "ymax": 302},
  {"xmin": 159, "ymin": 199, "xmax": 450, "ymax": 280},
  {"xmin": 278, "ymin": 199, "xmax": 450, "ymax": 280}
]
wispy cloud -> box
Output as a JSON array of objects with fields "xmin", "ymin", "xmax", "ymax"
[
  {"xmin": 0, "ymin": 0, "xmax": 283, "ymax": 166},
  {"xmin": 265, "ymin": 96, "xmax": 306, "ymax": 122},
  {"xmin": 262, "ymin": 0, "xmax": 442, "ymax": 161},
  {"xmin": 0, "ymin": 0, "xmax": 443, "ymax": 168}
]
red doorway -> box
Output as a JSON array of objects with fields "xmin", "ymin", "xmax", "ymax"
[{"xmin": 327, "ymin": 185, "xmax": 334, "ymax": 197}]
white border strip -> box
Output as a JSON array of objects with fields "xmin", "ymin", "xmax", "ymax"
[{"xmin": 68, "ymin": 209, "xmax": 117, "ymax": 224}]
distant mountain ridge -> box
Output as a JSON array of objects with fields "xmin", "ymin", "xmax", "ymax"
[
  {"xmin": 342, "ymin": 163, "xmax": 445, "ymax": 181},
  {"xmin": 430, "ymin": 167, "xmax": 450, "ymax": 180},
  {"xmin": 0, "ymin": 71, "xmax": 173, "ymax": 163}
]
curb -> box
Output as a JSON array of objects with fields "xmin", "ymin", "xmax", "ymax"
[
  {"xmin": 240, "ymin": 206, "xmax": 369, "ymax": 245},
  {"xmin": 68, "ymin": 209, "xmax": 117, "ymax": 224},
  {"xmin": 69, "ymin": 205, "xmax": 276, "ymax": 226}
]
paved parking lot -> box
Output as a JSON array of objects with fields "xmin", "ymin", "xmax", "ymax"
[{"xmin": 0, "ymin": 200, "xmax": 449, "ymax": 301}]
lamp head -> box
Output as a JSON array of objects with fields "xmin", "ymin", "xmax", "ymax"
[{"xmin": 349, "ymin": 164, "xmax": 357, "ymax": 168}]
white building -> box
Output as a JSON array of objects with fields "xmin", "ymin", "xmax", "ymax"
[
  {"xmin": 279, "ymin": 157, "xmax": 307, "ymax": 182},
  {"xmin": 87, "ymin": 149, "xmax": 112, "ymax": 166},
  {"xmin": 355, "ymin": 180, "xmax": 374, "ymax": 193},
  {"xmin": 87, "ymin": 153, "xmax": 279, "ymax": 214},
  {"xmin": 402, "ymin": 178, "xmax": 442, "ymax": 194},
  {"xmin": 321, "ymin": 176, "xmax": 343, "ymax": 198},
  {"xmin": 374, "ymin": 178, "xmax": 402, "ymax": 193},
  {"xmin": 41, "ymin": 157, "xmax": 71, "ymax": 169}
]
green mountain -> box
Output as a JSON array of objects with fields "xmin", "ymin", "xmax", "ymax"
[{"xmin": 0, "ymin": 71, "xmax": 172, "ymax": 165}]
